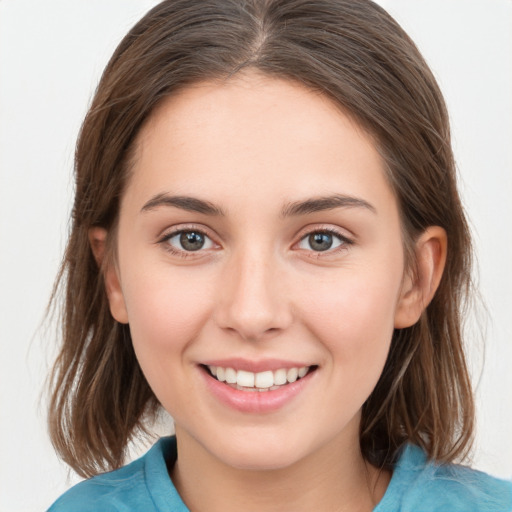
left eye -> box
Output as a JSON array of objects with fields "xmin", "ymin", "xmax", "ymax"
[
  {"xmin": 165, "ymin": 230, "xmax": 215, "ymax": 252},
  {"xmin": 297, "ymin": 231, "xmax": 347, "ymax": 252}
]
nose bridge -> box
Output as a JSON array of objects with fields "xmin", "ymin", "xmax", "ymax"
[{"xmin": 215, "ymin": 244, "xmax": 291, "ymax": 341}]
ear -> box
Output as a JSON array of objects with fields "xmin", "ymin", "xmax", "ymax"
[
  {"xmin": 394, "ymin": 226, "xmax": 447, "ymax": 329},
  {"xmin": 88, "ymin": 227, "xmax": 129, "ymax": 324}
]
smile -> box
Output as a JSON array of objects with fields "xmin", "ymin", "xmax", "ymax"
[
  {"xmin": 206, "ymin": 365, "xmax": 315, "ymax": 391},
  {"xmin": 199, "ymin": 360, "xmax": 318, "ymax": 413}
]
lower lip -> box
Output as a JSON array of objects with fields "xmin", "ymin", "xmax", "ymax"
[{"xmin": 200, "ymin": 367, "xmax": 316, "ymax": 413}]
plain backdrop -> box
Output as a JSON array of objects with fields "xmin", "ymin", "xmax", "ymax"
[{"xmin": 0, "ymin": 1, "xmax": 511, "ymax": 510}]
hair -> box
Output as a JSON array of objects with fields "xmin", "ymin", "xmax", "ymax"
[{"xmin": 48, "ymin": 0, "xmax": 474, "ymax": 478}]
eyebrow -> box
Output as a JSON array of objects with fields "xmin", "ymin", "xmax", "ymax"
[
  {"xmin": 280, "ymin": 194, "xmax": 376, "ymax": 217},
  {"xmin": 141, "ymin": 194, "xmax": 226, "ymax": 216},
  {"xmin": 140, "ymin": 193, "xmax": 376, "ymax": 217}
]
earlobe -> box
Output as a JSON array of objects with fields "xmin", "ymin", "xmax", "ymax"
[
  {"xmin": 88, "ymin": 227, "xmax": 129, "ymax": 324},
  {"xmin": 394, "ymin": 226, "xmax": 447, "ymax": 329}
]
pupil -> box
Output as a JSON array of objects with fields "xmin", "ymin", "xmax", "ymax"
[
  {"xmin": 180, "ymin": 231, "xmax": 205, "ymax": 251},
  {"xmin": 309, "ymin": 232, "xmax": 332, "ymax": 251}
]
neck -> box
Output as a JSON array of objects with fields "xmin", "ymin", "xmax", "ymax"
[{"xmin": 170, "ymin": 427, "xmax": 390, "ymax": 512}]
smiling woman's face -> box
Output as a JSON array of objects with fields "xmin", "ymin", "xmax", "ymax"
[{"xmin": 105, "ymin": 72, "xmax": 413, "ymax": 471}]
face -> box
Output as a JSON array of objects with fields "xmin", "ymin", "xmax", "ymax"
[{"xmin": 107, "ymin": 72, "xmax": 413, "ymax": 471}]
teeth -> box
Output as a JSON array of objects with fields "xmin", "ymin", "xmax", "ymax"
[
  {"xmin": 216, "ymin": 367, "xmax": 225, "ymax": 382},
  {"xmin": 255, "ymin": 370, "xmax": 273, "ymax": 388},
  {"xmin": 274, "ymin": 368, "xmax": 287, "ymax": 385},
  {"xmin": 287, "ymin": 367, "xmax": 298, "ymax": 383},
  {"xmin": 236, "ymin": 384, "xmax": 258, "ymax": 392},
  {"xmin": 237, "ymin": 370, "xmax": 255, "ymax": 387},
  {"xmin": 225, "ymin": 367, "xmax": 237, "ymax": 384},
  {"xmin": 208, "ymin": 365, "xmax": 312, "ymax": 389}
]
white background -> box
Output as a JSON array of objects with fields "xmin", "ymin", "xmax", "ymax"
[{"xmin": 0, "ymin": 1, "xmax": 511, "ymax": 510}]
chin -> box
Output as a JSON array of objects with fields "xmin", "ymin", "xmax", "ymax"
[
  {"xmin": 219, "ymin": 446, "xmax": 302, "ymax": 471},
  {"xmin": 203, "ymin": 428, "xmax": 315, "ymax": 472}
]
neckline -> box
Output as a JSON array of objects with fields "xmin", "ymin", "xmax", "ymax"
[
  {"xmin": 146, "ymin": 437, "xmax": 427, "ymax": 512},
  {"xmin": 373, "ymin": 444, "xmax": 427, "ymax": 511}
]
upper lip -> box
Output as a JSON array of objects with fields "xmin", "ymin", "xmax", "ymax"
[{"xmin": 200, "ymin": 358, "xmax": 315, "ymax": 373}]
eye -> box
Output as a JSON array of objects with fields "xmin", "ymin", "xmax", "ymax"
[
  {"xmin": 163, "ymin": 229, "xmax": 216, "ymax": 253},
  {"xmin": 297, "ymin": 229, "xmax": 351, "ymax": 252}
]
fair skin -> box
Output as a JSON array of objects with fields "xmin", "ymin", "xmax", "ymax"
[{"xmin": 90, "ymin": 72, "xmax": 446, "ymax": 512}]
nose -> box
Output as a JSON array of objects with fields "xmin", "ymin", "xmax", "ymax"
[{"xmin": 214, "ymin": 248, "xmax": 293, "ymax": 342}]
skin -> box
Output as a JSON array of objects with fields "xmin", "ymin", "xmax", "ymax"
[{"xmin": 91, "ymin": 71, "xmax": 446, "ymax": 512}]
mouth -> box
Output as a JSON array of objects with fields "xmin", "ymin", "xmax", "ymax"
[{"xmin": 201, "ymin": 364, "xmax": 318, "ymax": 392}]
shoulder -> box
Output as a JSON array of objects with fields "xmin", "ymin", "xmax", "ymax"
[
  {"xmin": 47, "ymin": 457, "xmax": 148, "ymax": 512},
  {"xmin": 376, "ymin": 444, "xmax": 512, "ymax": 512},
  {"xmin": 47, "ymin": 437, "xmax": 186, "ymax": 512}
]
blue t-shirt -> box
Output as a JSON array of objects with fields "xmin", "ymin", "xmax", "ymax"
[{"xmin": 48, "ymin": 436, "xmax": 512, "ymax": 511}]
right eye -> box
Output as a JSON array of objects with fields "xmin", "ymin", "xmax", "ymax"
[{"xmin": 160, "ymin": 229, "xmax": 216, "ymax": 256}]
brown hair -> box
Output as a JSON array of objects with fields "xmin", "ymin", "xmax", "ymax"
[{"xmin": 48, "ymin": 0, "xmax": 474, "ymax": 478}]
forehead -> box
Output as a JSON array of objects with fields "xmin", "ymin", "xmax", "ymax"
[{"xmin": 124, "ymin": 71, "xmax": 395, "ymax": 216}]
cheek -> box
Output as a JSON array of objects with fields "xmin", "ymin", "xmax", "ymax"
[
  {"xmin": 119, "ymin": 268, "xmax": 219, "ymax": 420},
  {"xmin": 302, "ymin": 271, "xmax": 400, "ymax": 382},
  {"xmin": 120, "ymin": 268, "xmax": 214, "ymax": 371}
]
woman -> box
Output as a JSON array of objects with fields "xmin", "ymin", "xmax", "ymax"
[{"xmin": 47, "ymin": 1, "xmax": 512, "ymax": 510}]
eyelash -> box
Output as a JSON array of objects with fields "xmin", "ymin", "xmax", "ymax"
[
  {"xmin": 157, "ymin": 226, "xmax": 353, "ymax": 259},
  {"xmin": 157, "ymin": 226, "xmax": 216, "ymax": 259},
  {"xmin": 297, "ymin": 228, "xmax": 353, "ymax": 257}
]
